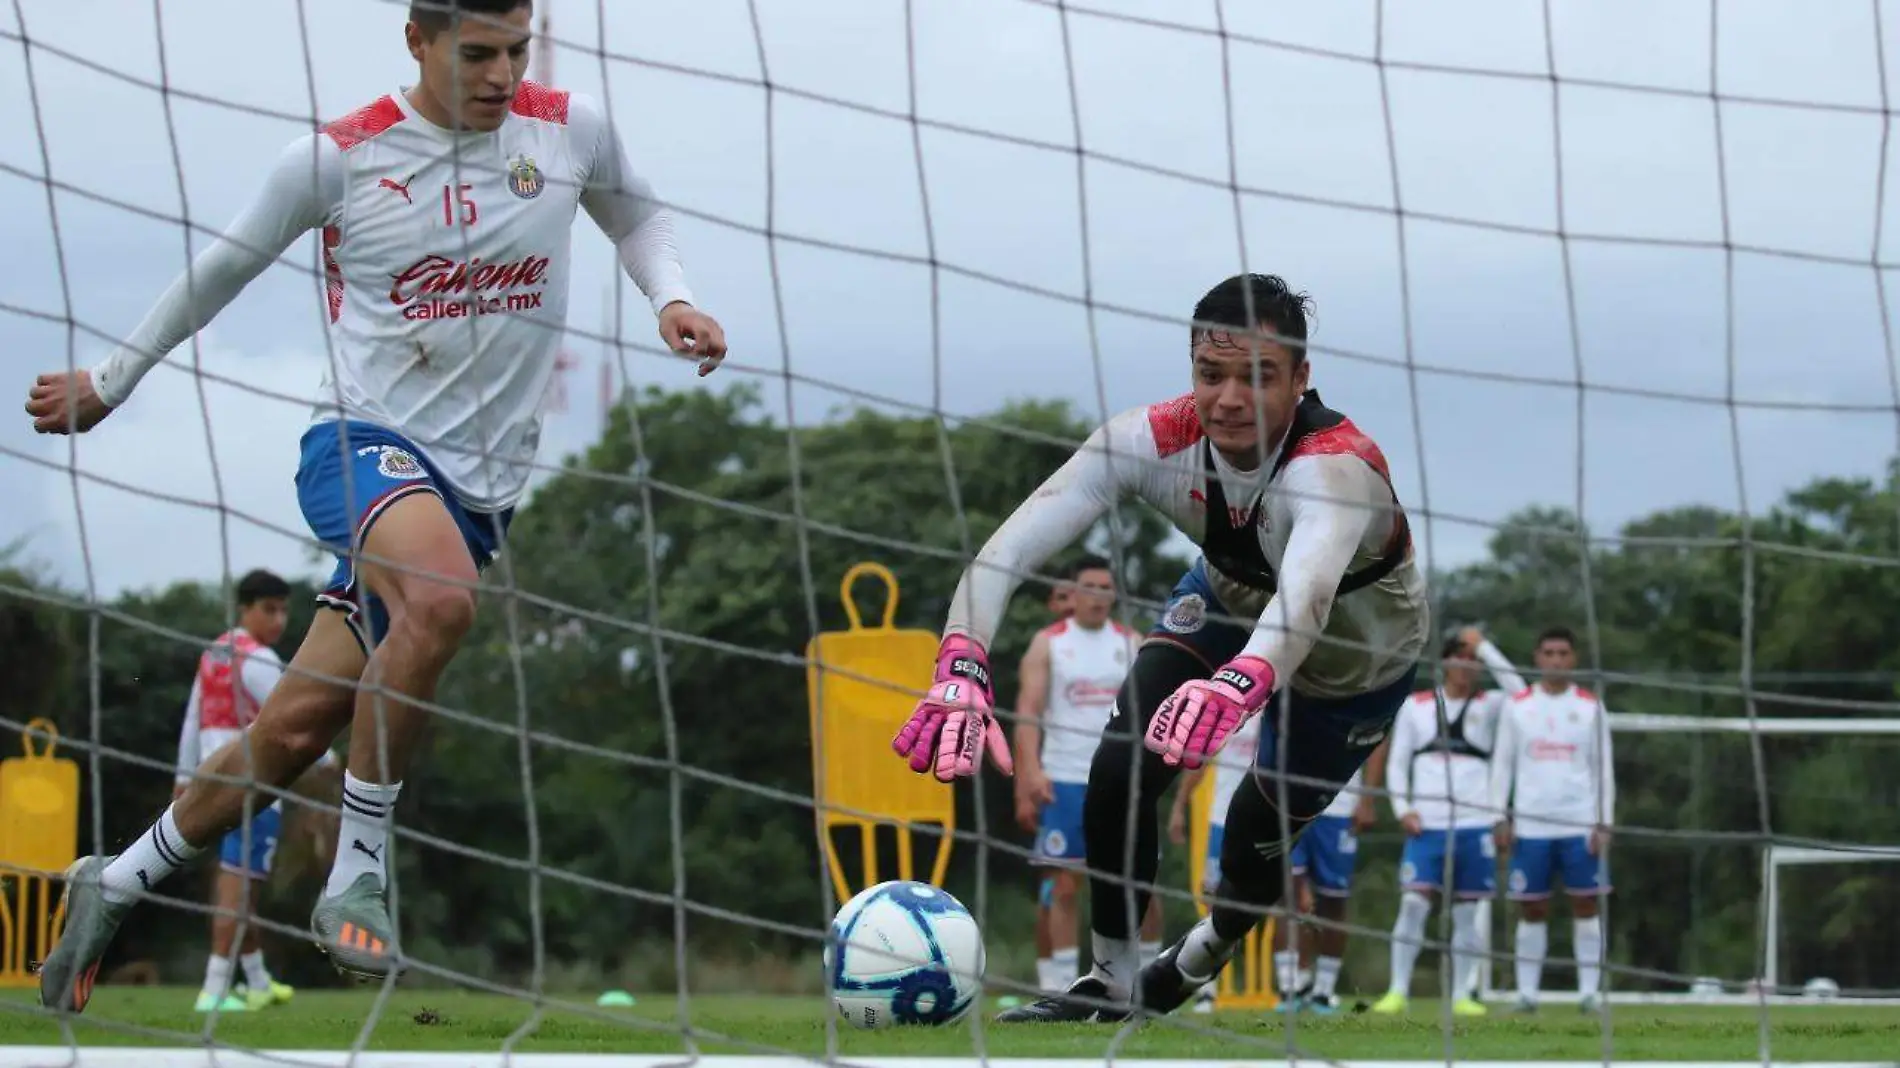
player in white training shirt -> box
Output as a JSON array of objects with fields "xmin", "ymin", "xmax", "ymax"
[
  {"xmin": 1491, "ymin": 626, "xmax": 1616, "ymax": 1014},
  {"xmin": 1372, "ymin": 626, "xmax": 1525, "ymax": 1017},
  {"xmin": 173, "ymin": 571, "xmax": 294, "ymax": 1014},
  {"xmin": 889, "ymin": 274, "xmax": 1431, "ymax": 1022},
  {"xmin": 26, "ymin": 0, "xmax": 726, "ymax": 1012},
  {"xmin": 1011, "ymin": 557, "xmax": 1158, "ymax": 994}
]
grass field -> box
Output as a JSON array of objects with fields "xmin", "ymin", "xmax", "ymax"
[{"xmin": 3, "ymin": 988, "xmax": 1898, "ymax": 1062}]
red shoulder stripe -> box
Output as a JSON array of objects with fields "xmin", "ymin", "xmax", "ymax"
[
  {"xmin": 1146, "ymin": 394, "xmax": 1204, "ymax": 458},
  {"xmin": 511, "ymin": 80, "xmax": 570, "ymax": 124},
  {"xmin": 1290, "ymin": 416, "xmax": 1392, "ymax": 481},
  {"xmin": 323, "ymin": 96, "xmax": 405, "ymax": 150}
]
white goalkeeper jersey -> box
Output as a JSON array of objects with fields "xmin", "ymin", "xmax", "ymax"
[
  {"xmin": 91, "ymin": 82, "xmax": 694, "ymax": 512},
  {"xmin": 941, "ymin": 391, "xmax": 1430, "ymax": 698},
  {"xmin": 1384, "ymin": 639, "xmax": 1524, "ymax": 830},
  {"xmin": 1490, "ymin": 683, "xmax": 1616, "ymax": 839},
  {"xmin": 1037, "ymin": 618, "xmax": 1139, "ymax": 783}
]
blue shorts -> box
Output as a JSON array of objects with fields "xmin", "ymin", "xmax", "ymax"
[
  {"xmin": 1509, "ymin": 835, "xmax": 1610, "ymax": 900},
  {"xmin": 1290, "ymin": 814, "xmax": 1359, "ymax": 897},
  {"xmin": 1400, "ymin": 827, "xmax": 1497, "ymax": 899},
  {"xmin": 1034, "ymin": 781, "xmax": 1088, "ymax": 867},
  {"xmin": 218, "ymin": 803, "xmax": 282, "ymax": 881},
  {"xmin": 297, "ymin": 420, "xmax": 513, "ymax": 650}
]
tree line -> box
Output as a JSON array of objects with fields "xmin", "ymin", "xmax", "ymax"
[{"xmin": 4, "ymin": 382, "xmax": 1896, "ymax": 996}]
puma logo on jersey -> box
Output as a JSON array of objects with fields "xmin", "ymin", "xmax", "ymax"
[{"xmin": 378, "ymin": 174, "xmax": 415, "ymax": 204}]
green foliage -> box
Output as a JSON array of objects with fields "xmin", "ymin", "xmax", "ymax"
[{"xmin": 6, "ymin": 386, "xmax": 1899, "ymax": 994}]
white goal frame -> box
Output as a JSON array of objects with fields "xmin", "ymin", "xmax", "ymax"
[{"xmin": 1473, "ymin": 710, "xmax": 1900, "ymax": 1006}]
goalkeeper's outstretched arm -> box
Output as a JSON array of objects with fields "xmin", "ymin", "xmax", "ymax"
[{"xmin": 941, "ymin": 423, "xmax": 1127, "ymax": 646}]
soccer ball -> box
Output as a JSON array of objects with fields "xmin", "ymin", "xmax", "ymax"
[{"xmin": 825, "ymin": 879, "xmax": 985, "ymax": 1029}]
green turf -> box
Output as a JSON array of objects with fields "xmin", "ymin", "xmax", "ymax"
[{"xmin": 2, "ymin": 989, "xmax": 1896, "ymax": 1060}]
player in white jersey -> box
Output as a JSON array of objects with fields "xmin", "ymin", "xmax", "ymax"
[
  {"xmin": 25, "ymin": 0, "xmax": 726, "ymax": 1012},
  {"xmin": 888, "ymin": 273, "xmax": 1432, "ymax": 1022},
  {"xmin": 173, "ymin": 571, "xmax": 294, "ymax": 1013},
  {"xmin": 1372, "ymin": 626, "xmax": 1525, "ymax": 1017},
  {"xmin": 1011, "ymin": 557, "xmax": 1158, "ymax": 994},
  {"xmin": 1490, "ymin": 626, "xmax": 1615, "ymax": 1014}
]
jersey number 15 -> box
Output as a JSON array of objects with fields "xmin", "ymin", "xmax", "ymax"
[{"xmin": 442, "ymin": 184, "xmax": 478, "ymax": 227}]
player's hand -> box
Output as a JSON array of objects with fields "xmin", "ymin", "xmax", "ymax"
[
  {"xmin": 1399, "ymin": 812, "xmax": 1424, "ymax": 837},
  {"xmin": 891, "ymin": 635, "xmax": 1013, "ymax": 782},
  {"xmin": 1145, "ymin": 656, "xmax": 1275, "ymax": 770},
  {"xmin": 1459, "ymin": 625, "xmax": 1485, "ymax": 653},
  {"xmin": 1352, "ymin": 795, "xmax": 1379, "ymax": 833},
  {"xmin": 1589, "ymin": 824, "xmax": 1611, "ymax": 856},
  {"xmin": 1013, "ymin": 792, "xmax": 1039, "ymax": 834},
  {"xmin": 657, "ymin": 301, "xmax": 728, "ymax": 377},
  {"xmin": 1494, "ymin": 819, "xmax": 1514, "ymax": 854},
  {"xmin": 25, "ymin": 369, "xmax": 112, "ymax": 434}
]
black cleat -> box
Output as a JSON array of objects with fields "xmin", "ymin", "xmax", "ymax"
[
  {"xmin": 1131, "ymin": 931, "xmax": 1229, "ymax": 1019},
  {"xmin": 995, "ymin": 975, "xmax": 1131, "ymax": 1023}
]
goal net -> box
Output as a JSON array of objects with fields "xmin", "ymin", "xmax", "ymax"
[{"xmin": 4, "ymin": 0, "xmax": 1900, "ymax": 1065}]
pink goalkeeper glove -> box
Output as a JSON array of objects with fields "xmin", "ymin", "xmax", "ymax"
[
  {"xmin": 1145, "ymin": 655, "xmax": 1277, "ymax": 769},
  {"xmin": 891, "ymin": 635, "xmax": 1015, "ymax": 782}
]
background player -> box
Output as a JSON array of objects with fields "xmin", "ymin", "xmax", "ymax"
[
  {"xmin": 1373, "ymin": 626, "xmax": 1523, "ymax": 1017},
  {"xmin": 1272, "ymin": 743, "xmax": 1385, "ymax": 1013},
  {"xmin": 1491, "ymin": 625, "xmax": 1616, "ymax": 1014},
  {"xmin": 1026, "ymin": 582, "xmax": 1072, "ymax": 991},
  {"xmin": 1013, "ymin": 556, "xmax": 1160, "ymax": 994},
  {"xmin": 26, "ymin": 0, "xmax": 726, "ymax": 1012},
  {"xmin": 1167, "ymin": 716, "xmax": 1259, "ymax": 1013},
  {"xmin": 173, "ymin": 570, "xmax": 298, "ymax": 1013},
  {"xmin": 891, "ymin": 273, "xmax": 1431, "ymax": 1022}
]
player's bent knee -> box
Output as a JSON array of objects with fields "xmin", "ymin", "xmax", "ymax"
[{"xmin": 396, "ymin": 581, "xmax": 478, "ymax": 646}]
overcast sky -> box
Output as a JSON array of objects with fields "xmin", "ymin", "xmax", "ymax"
[{"xmin": 3, "ymin": 0, "xmax": 1898, "ymax": 605}]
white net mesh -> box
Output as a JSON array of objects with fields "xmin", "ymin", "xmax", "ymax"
[{"xmin": 5, "ymin": 0, "xmax": 1900, "ymax": 1064}]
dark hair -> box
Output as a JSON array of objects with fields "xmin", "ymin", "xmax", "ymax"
[
  {"xmin": 1439, "ymin": 632, "xmax": 1469, "ymax": 661},
  {"xmin": 1535, "ymin": 625, "xmax": 1577, "ymax": 651},
  {"xmin": 1191, "ymin": 273, "xmax": 1314, "ymax": 363},
  {"xmin": 236, "ymin": 569, "xmax": 291, "ymax": 607},
  {"xmin": 1068, "ymin": 555, "xmax": 1112, "ymax": 581},
  {"xmin": 409, "ymin": 0, "xmax": 532, "ymax": 37}
]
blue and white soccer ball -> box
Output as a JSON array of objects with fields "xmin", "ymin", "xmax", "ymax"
[{"xmin": 826, "ymin": 879, "xmax": 985, "ymax": 1029}]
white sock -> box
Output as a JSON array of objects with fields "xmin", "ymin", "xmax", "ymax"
[
  {"xmin": 1088, "ymin": 932, "xmax": 1140, "ymax": 999},
  {"xmin": 1574, "ymin": 915, "xmax": 1604, "ymax": 994},
  {"xmin": 240, "ymin": 949, "xmax": 273, "ymax": 991},
  {"xmin": 103, "ymin": 806, "xmax": 203, "ymax": 905},
  {"xmin": 1173, "ymin": 917, "xmax": 1236, "ymax": 982},
  {"xmin": 1312, "ymin": 955, "xmax": 1343, "ymax": 998},
  {"xmin": 1274, "ymin": 949, "xmax": 1301, "ymax": 994},
  {"xmin": 1387, "ymin": 891, "xmax": 1431, "ymax": 995},
  {"xmin": 1515, "ymin": 919, "xmax": 1549, "ymax": 1002},
  {"xmin": 200, "ymin": 953, "xmax": 234, "ymax": 999},
  {"xmin": 1035, "ymin": 957, "xmax": 1057, "ymax": 993},
  {"xmin": 1051, "ymin": 946, "xmax": 1079, "ymax": 986},
  {"xmin": 1138, "ymin": 940, "xmax": 1163, "ymax": 969},
  {"xmin": 1450, "ymin": 901, "xmax": 1483, "ymax": 1000},
  {"xmin": 326, "ymin": 773, "xmax": 401, "ymax": 898}
]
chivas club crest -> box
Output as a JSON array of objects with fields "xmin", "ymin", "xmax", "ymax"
[{"xmin": 507, "ymin": 154, "xmax": 544, "ymax": 199}]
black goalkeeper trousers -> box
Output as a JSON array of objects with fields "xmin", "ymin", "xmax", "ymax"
[{"xmin": 1081, "ymin": 639, "xmax": 1415, "ymax": 944}]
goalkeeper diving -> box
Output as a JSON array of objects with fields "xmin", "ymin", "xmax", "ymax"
[{"xmin": 890, "ymin": 272, "xmax": 1430, "ymax": 1021}]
